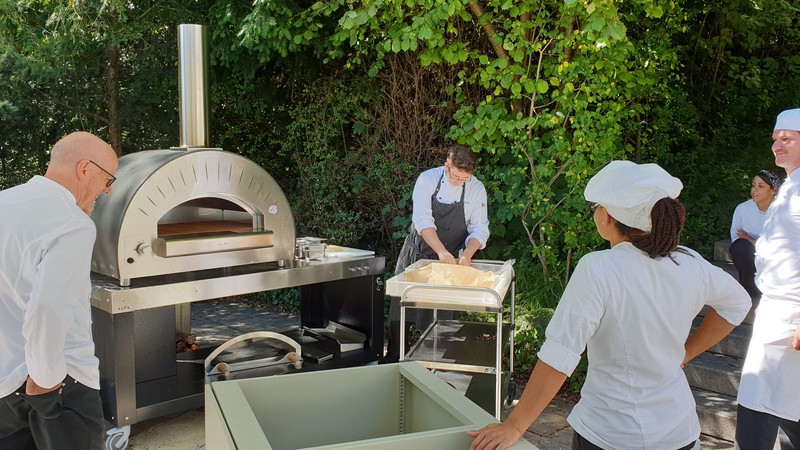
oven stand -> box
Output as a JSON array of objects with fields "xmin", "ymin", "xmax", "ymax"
[{"xmin": 90, "ymin": 256, "xmax": 385, "ymax": 442}]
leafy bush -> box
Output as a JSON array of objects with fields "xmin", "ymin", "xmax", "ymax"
[{"xmin": 250, "ymin": 288, "xmax": 301, "ymax": 313}]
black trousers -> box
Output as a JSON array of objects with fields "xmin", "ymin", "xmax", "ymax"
[
  {"xmin": 730, "ymin": 238, "xmax": 761, "ymax": 298},
  {"xmin": 572, "ymin": 432, "xmax": 696, "ymax": 450},
  {"xmin": 735, "ymin": 404, "xmax": 800, "ymax": 450},
  {"xmin": 0, "ymin": 376, "xmax": 105, "ymax": 450}
]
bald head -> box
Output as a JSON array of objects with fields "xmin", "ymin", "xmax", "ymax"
[
  {"xmin": 45, "ymin": 131, "xmax": 118, "ymax": 215},
  {"xmin": 49, "ymin": 132, "xmax": 115, "ymax": 169}
]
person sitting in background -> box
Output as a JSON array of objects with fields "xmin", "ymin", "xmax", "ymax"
[
  {"xmin": 468, "ymin": 160, "xmax": 751, "ymax": 450},
  {"xmin": 729, "ymin": 170, "xmax": 782, "ymax": 298}
]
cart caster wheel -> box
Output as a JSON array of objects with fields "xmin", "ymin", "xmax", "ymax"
[
  {"xmin": 504, "ymin": 380, "xmax": 517, "ymax": 409},
  {"xmin": 105, "ymin": 425, "xmax": 130, "ymax": 450}
]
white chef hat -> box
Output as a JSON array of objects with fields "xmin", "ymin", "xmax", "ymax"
[
  {"xmin": 775, "ymin": 108, "xmax": 800, "ymax": 131},
  {"xmin": 584, "ymin": 160, "xmax": 683, "ymax": 233}
]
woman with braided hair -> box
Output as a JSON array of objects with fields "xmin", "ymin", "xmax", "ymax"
[{"xmin": 469, "ymin": 160, "xmax": 752, "ymax": 450}]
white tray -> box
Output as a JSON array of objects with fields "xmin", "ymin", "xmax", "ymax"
[{"xmin": 386, "ymin": 259, "xmax": 513, "ymax": 309}]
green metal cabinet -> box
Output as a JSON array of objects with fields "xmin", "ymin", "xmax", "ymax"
[{"xmin": 205, "ymin": 362, "xmax": 537, "ymax": 449}]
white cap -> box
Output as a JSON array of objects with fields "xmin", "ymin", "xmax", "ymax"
[
  {"xmin": 584, "ymin": 160, "xmax": 683, "ymax": 232},
  {"xmin": 775, "ymin": 108, "xmax": 800, "ymax": 131}
]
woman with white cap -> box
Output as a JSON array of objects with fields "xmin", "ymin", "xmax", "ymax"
[{"xmin": 468, "ymin": 160, "xmax": 751, "ymax": 450}]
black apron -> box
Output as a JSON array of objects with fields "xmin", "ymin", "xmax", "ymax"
[{"xmin": 390, "ymin": 172, "xmax": 470, "ymax": 329}]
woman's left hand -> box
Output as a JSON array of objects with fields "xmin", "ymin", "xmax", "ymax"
[
  {"xmin": 467, "ymin": 423, "xmax": 523, "ymax": 450},
  {"xmin": 793, "ymin": 324, "xmax": 800, "ymax": 351}
]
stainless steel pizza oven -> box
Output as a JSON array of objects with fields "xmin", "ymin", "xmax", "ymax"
[
  {"xmin": 88, "ymin": 26, "xmax": 385, "ymax": 445},
  {"xmin": 90, "ymin": 25, "xmax": 294, "ymax": 286}
]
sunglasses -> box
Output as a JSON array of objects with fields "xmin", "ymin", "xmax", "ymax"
[{"xmin": 88, "ymin": 160, "xmax": 116, "ymax": 188}]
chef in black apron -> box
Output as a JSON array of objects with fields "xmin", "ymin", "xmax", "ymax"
[{"xmin": 384, "ymin": 145, "xmax": 490, "ymax": 362}]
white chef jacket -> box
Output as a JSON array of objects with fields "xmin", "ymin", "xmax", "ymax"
[
  {"xmin": 0, "ymin": 176, "xmax": 100, "ymax": 398},
  {"xmin": 729, "ymin": 199, "xmax": 769, "ymax": 241},
  {"xmin": 538, "ymin": 243, "xmax": 750, "ymax": 449},
  {"xmin": 738, "ymin": 171, "xmax": 800, "ymax": 420},
  {"xmin": 411, "ymin": 166, "xmax": 489, "ymax": 249}
]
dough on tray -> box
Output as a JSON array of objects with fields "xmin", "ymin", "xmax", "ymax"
[{"xmin": 404, "ymin": 262, "xmax": 496, "ymax": 288}]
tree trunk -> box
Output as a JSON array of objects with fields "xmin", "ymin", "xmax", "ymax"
[{"xmin": 105, "ymin": 41, "xmax": 122, "ymax": 156}]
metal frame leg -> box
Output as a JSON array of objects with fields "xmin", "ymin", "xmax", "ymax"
[{"xmin": 399, "ymin": 306, "xmax": 406, "ymax": 361}]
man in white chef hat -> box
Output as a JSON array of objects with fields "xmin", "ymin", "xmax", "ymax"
[
  {"xmin": 736, "ymin": 108, "xmax": 800, "ymax": 450},
  {"xmin": 469, "ymin": 160, "xmax": 750, "ymax": 450}
]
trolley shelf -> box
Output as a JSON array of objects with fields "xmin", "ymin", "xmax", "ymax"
[
  {"xmin": 389, "ymin": 259, "xmax": 516, "ymax": 419},
  {"xmin": 406, "ymin": 320, "xmax": 511, "ymax": 372}
]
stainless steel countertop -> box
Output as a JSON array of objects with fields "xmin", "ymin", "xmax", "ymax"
[{"xmin": 91, "ymin": 248, "xmax": 383, "ymax": 314}]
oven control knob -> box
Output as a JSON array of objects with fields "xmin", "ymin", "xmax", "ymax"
[{"xmin": 135, "ymin": 243, "xmax": 151, "ymax": 256}]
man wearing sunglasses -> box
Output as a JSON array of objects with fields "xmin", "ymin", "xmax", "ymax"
[
  {"xmin": 384, "ymin": 144, "xmax": 490, "ymax": 363},
  {"xmin": 0, "ymin": 131, "xmax": 117, "ymax": 450}
]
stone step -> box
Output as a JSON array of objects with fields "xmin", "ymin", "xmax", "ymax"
[
  {"xmin": 713, "ymin": 239, "xmax": 733, "ymax": 264},
  {"xmin": 684, "ymin": 352, "xmax": 743, "ymax": 397},
  {"xmin": 692, "ymin": 317, "xmax": 753, "ymax": 359},
  {"xmin": 694, "ymin": 388, "xmax": 780, "ymax": 449},
  {"xmin": 693, "ymin": 388, "xmax": 737, "ymax": 443},
  {"xmin": 708, "ymin": 323, "xmax": 752, "ymax": 359}
]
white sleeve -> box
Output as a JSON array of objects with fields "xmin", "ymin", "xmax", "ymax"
[
  {"xmin": 537, "ymin": 256, "xmax": 606, "ymax": 376},
  {"xmin": 465, "ymin": 183, "xmax": 489, "ymax": 249},
  {"xmin": 698, "ymin": 252, "xmax": 751, "ymax": 326},
  {"xmin": 411, "ymin": 169, "xmax": 439, "ymax": 233},
  {"xmin": 730, "ymin": 203, "xmax": 743, "ymax": 241}
]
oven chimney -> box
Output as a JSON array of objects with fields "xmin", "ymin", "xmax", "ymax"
[{"xmin": 177, "ymin": 24, "xmax": 209, "ymax": 148}]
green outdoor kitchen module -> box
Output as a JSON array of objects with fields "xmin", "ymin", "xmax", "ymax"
[{"xmin": 205, "ymin": 361, "xmax": 537, "ymax": 449}]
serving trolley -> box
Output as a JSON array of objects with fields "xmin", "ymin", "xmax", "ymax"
[{"xmin": 386, "ymin": 259, "xmax": 516, "ymax": 419}]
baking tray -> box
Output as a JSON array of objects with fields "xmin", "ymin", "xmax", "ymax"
[{"xmin": 386, "ymin": 259, "xmax": 513, "ymax": 309}]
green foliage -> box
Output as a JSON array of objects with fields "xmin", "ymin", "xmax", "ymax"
[
  {"xmin": 251, "ymin": 288, "xmax": 301, "ymax": 312},
  {"xmin": 509, "ymin": 257, "xmax": 560, "ymax": 377},
  {"xmin": 0, "ymin": 0, "xmax": 208, "ymax": 186},
  {"xmin": 656, "ymin": 0, "xmax": 800, "ymax": 256},
  {"xmin": 238, "ymin": 0, "xmax": 689, "ymax": 281},
  {"xmin": 264, "ymin": 74, "xmax": 416, "ymax": 247}
]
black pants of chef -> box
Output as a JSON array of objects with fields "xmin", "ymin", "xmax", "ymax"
[
  {"xmin": 735, "ymin": 405, "xmax": 800, "ymax": 450},
  {"xmin": 730, "ymin": 238, "xmax": 761, "ymax": 298},
  {"xmin": 573, "ymin": 432, "xmax": 695, "ymax": 449},
  {"xmin": 0, "ymin": 376, "xmax": 105, "ymax": 450}
]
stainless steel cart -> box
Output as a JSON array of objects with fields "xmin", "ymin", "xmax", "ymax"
[{"xmin": 387, "ymin": 259, "xmax": 515, "ymax": 419}]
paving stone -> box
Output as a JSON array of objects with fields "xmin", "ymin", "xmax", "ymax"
[{"xmin": 128, "ymin": 409, "xmax": 205, "ymax": 450}]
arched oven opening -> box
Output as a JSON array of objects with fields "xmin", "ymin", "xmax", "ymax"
[{"xmin": 153, "ymin": 196, "xmax": 273, "ymax": 258}]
